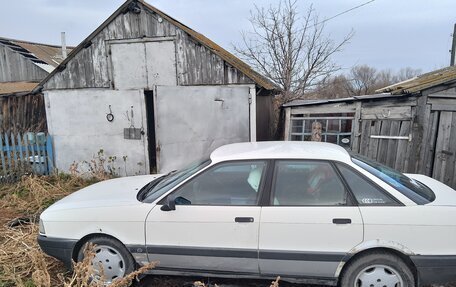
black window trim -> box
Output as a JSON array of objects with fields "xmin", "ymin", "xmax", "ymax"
[
  {"xmin": 267, "ymin": 159, "xmax": 357, "ymax": 207},
  {"xmin": 332, "ymin": 161, "xmax": 404, "ymax": 207},
  {"xmin": 158, "ymin": 159, "xmax": 271, "ymax": 207}
]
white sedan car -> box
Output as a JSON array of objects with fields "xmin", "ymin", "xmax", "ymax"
[{"xmin": 38, "ymin": 142, "xmax": 456, "ymax": 286}]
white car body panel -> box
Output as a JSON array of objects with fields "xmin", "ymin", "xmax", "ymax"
[
  {"xmin": 145, "ymin": 205, "xmax": 261, "ymax": 273},
  {"xmin": 407, "ymin": 173, "xmax": 456, "ymax": 206},
  {"xmin": 40, "ymin": 175, "xmax": 160, "ymax": 244},
  {"xmin": 360, "ymin": 205, "xmax": 456, "ymax": 255},
  {"xmin": 259, "ymin": 206, "xmax": 363, "ymax": 277}
]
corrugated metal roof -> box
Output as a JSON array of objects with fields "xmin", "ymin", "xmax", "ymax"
[
  {"xmin": 37, "ymin": 0, "xmax": 278, "ymax": 92},
  {"xmin": 0, "ymin": 37, "xmax": 74, "ymax": 68},
  {"xmin": 0, "ymin": 81, "xmax": 39, "ymax": 95},
  {"xmin": 376, "ymin": 66, "xmax": 456, "ymax": 95}
]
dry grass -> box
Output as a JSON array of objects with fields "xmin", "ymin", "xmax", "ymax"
[
  {"xmin": 0, "ymin": 174, "xmax": 114, "ymax": 287},
  {"xmin": 0, "ymin": 223, "xmax": 60, "ymax": 287},
  {"xmin": 0, "ymin": 174, "xmax": 97, "ymax": 216},
  {"xmin": 0, "ymin": 174, "xmax": 157, "ymax": 287}
]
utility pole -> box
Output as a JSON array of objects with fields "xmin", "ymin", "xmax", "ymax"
[{"xmin": 451, "ymin": 24, "xmax": 456, "ymax": 66}]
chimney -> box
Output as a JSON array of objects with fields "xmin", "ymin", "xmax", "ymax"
[{"xmin": 61, "ymin": 32, "xmax": 67, "ymax": 59}]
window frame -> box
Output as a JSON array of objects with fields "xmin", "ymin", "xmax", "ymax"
[
  {"xmin": 290, "ymin": 113, "xmax": 354, "ymax": 146},
  {"xmin": 333, "ymin": 161, "xmax": 403, "ymax": 207},
  {"xmin": 158, "ymin": 159, "xmax": 270, "ymax": 207},
  {"xmin": 267, "ymin": 159, "xmax": 357, "ymax": 207}
]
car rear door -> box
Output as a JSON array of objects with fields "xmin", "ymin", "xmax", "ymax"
[
  {"xmin": 258, "ymin": 160, "xmax": 364, "ymax": 279},
  {"xmin": 144, "ymin": 160, "xmax": 268, "ymax": 275}
]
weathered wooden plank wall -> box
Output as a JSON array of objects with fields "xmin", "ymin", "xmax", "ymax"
[
  {"xmin": 44, "ymin": 3, "xmax": 255, "ymax": 91},
  {"xmin": 354, "ymin": 93, "xmax": 456, "ymax": 189},
  {"xmin": 0, "ymin": 93, "xmax": 47, "ymax": 134},
  {"xmin": 0, "ymin": 44, "xmax": 49, "ymax": 82}
]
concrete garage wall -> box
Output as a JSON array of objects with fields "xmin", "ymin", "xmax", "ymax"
[{"xmin": 45, "ymin": 89, "xmax": 149, "ymax": 176}]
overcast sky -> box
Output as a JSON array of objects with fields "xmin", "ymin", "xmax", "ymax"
[{"xmin": 0, "ymin": 0, "xmax": 455, "ymax": 74}]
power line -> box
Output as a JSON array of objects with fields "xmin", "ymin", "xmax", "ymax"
[{"xmin": 314, "ymin": 0, "xmax": 376, "ymax": 27}]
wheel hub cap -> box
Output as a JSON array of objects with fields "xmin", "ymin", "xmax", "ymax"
[
  {"xmin": 92, "ymin": 245, "xmax": 126, "ymax": 283},
  {"xmin": 355, "ymin": 264, "xmax": 403, "ymax": 287}
]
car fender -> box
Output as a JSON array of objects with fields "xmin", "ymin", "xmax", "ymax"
[{"xmin": 334, "ymin": 239, "xmax": 416, "ymax": 277}]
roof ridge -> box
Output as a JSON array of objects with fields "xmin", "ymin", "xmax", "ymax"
[
  {"xmin": 0, "ymin": 36, "xmax": 76, "ymax": 49},
  {"xmin": 36, "ymin": 0, "xmax": 278, "ymax": 92}
]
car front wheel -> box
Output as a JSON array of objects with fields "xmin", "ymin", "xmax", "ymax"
[
  {"xmin": 77, "ymin": 236, "xmax": 135, "ymax": 284},
  {"xmin": 339, "ymin": 252, "xmax": 415, "ymax": 287}
]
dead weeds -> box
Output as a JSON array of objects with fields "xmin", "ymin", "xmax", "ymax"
[{"xmin": 0, "ymin": 174, "xmax": 96, "ymax": 287}]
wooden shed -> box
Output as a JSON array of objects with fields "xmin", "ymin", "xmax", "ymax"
[
  {"xmin": 37, "ymin": 0, "xmax": 277, "ymax": 176},
  {"xmin": 0, "ymin": 37, "xmax": 71, "ymax": 133},
  {"xmin": 283, "ymin": 66, "xmax": 456, "ymax": 189}
]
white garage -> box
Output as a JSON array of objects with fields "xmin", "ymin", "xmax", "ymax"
[{"xmin": 37, "ymin": 0, "xmax": 277, "ymax": 175}]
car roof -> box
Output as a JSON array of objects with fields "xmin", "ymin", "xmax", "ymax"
[{"xmin": 210, "ymin": 141, "xmax": 352, "ymax": 163}]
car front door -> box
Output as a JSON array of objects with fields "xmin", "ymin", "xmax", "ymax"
[
  {"xmin": 145, "ymin": 160, "xmax": 268, "ymax": 275},
  {"xmin": 258, "ymin": 160, "xmax": 364, "ymax": 280}
]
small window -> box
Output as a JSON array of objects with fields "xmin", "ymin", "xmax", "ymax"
[
  {"xmin": 272, "ymin": 161, "xmax": 347, "ymax": 206},
  {"xmin": 170, "ymin": 161, "xmax": 266, "ymax": 206},
  {"xmin": 289, "ymin": 113, "xmax": 354, "ymax": 147},
  {"xmin": 336, "ymin": 163, "xmax": 398, "ymax": 206}
]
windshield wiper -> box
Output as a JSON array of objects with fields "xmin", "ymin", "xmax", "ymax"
[
  {"xmin": 138, "ymin": 170, "xmax": 177, "ymax": 201},
  {"xmin": 138, "ymin": 176, "xmax": 164, "ymax": 201}
]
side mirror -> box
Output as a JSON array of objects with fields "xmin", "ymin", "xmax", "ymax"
[{"xmin": 160, "ymin": 196, "xmax": 176, "ymax": 211}]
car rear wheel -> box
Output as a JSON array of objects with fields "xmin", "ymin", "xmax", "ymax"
[
  {"xmin": 77, "ymin": 236, "xmax": 135, "ymax": 284},
  {"xmin": 340, "ymin": 252, "xmax": 415, "ymax": 287}
]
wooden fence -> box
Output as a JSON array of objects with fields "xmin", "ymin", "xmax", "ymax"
[
  {"xmin": 0, "ymin": 93, "xmax": 47, "ymax": 134},
  {"xmin": 0, "ymin": 132, "xmax": 54, "ymax": 177}
]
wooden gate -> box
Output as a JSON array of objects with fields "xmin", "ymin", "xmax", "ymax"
[
  {"xmin": 358, "ymin": 119, "xmax": 413, "ymax": 171},
  {"xmin": 432, "ymin": 111, "xmax": 456, "ymax": 187}
]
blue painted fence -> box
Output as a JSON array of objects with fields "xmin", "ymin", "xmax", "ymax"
[{"xmin": 0, "ymin": 132, "xmax": 54, "ymax": 176}]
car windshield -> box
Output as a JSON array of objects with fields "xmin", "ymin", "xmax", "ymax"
[
  {"xmin": 139, "ymin": 159, "xmax": 211, "ymax": 203},
  {"xmin": 352, "ymin": 155, "xmax": 435, "ymax": 205}
]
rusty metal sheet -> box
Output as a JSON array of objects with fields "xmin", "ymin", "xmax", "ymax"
[
  {"xmin": 0, "ymin": 37, "xmax": 74, "ymax": 67},
  {"xmin": 0, "ymin": 82, "xmax": 39, "ymax": 95}
]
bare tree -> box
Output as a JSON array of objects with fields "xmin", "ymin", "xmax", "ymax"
[
  {"xmin": 234, "ymin": 0, "xmax": 353, "ymax": 103},
  {"xmin": 346, "ymin": 65, "xmax": 378, "ymax": 96},
  {"xmin": 312, "ymin": 74, "xmax": 352, "ymax": 99},
  {"xmin": 313, "ymin": 65, "xmax": 423, "ymax": 99},
  {"xmin": 394, "ymin": 67, "xmax": 422, "ymax": 82}
]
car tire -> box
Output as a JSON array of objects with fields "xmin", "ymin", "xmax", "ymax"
[
  {"xmin": 339, "ymin": 252, "xmax": 415, "ymax": 287},
  {"xmin": 77, "ymin": 236, "xmax": 136, "ymax": 284}
]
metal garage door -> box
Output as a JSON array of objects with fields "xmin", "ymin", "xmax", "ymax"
[{"xmin": 153, "ymin": 85, "xmax": 250, "ymax": 173}]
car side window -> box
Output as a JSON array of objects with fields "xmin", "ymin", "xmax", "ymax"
[
  {"xmin": 272, "ymin": 161, "xmax": 347, "ymax": 206},
  {"xmin": 170, "ymin": 161, "xmax": 267, "ymax": 206},
  {"xmin": 336, "ymin": 163, "xmax": 398, "ymax": 206}
]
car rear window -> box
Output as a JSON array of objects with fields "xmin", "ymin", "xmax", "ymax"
[{"xmin": 352, "ymin": 155, "xmax": 435, "ymax": 205}]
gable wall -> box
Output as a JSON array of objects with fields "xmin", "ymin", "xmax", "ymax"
[
  {"xmin": 0, "ymin": 44, "xmax": 49, "ymax": 82},
  {"xmin": 44, "ymin": 4, "xmax": 254, "ymax": 90}
]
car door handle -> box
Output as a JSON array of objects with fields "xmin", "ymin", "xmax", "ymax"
[
  {"xmin": 333, "ymin": 218, "xmax": 352, "ymax": 224},
  {"xmin": 235, "ymin": 217, "xmax": 254, "ymax": 223}
]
